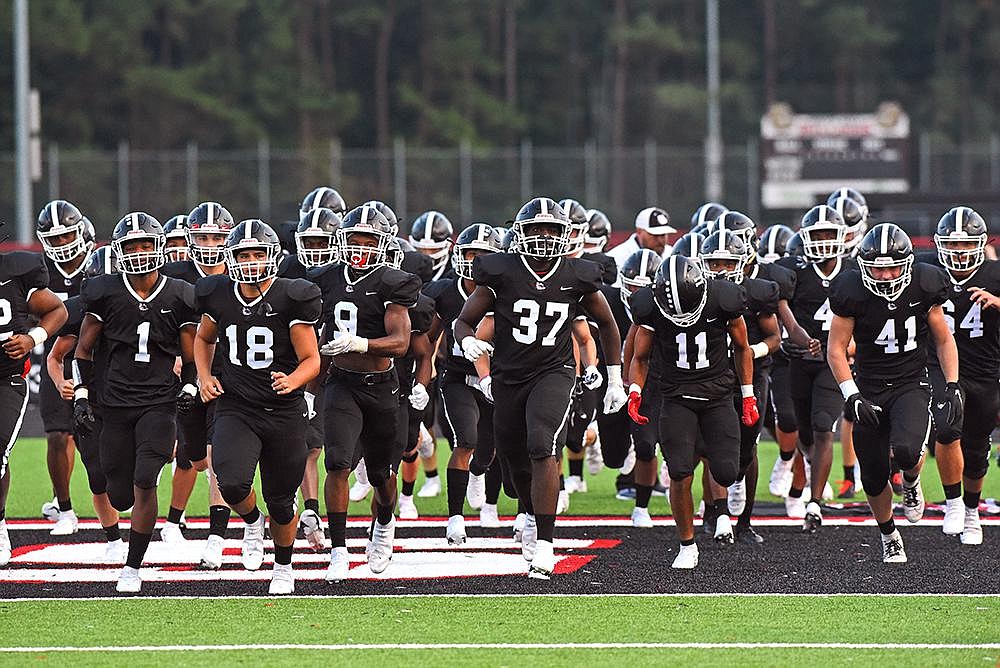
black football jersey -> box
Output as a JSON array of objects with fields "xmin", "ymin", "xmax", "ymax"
[
  {"xmin": 42, "ymin": 254, "xmax": 87, "ymax": 303},
  {"xmin": 0, "ymin": 252, "xmax": 49, "ymax": 377},
  {"xmin": 584, "ymin": 252, "xmax": 619, "ymax": 284},
  {"xmin": 409, "ymin": 292, "xmax": 435, "ymax": 335},
  {"xmin": 196, "ymin": 275, "xmax": 322, "ymax": 408},
  {"xmin": 738, "ymin": 276, "xmax": 780, "ymax": 356},
  {"xmin": 829, "ymin": 263, "xmax": 950, "ymax": 384},
  {"xmin": 423, "ymin": 277, "xmax": 482, "ymax": 376},
  {"xmin": 277, "ymin": 254, "xmax": 309, "ymax": 281},
  {"xmin": 473, "ymin": 254, "xmax": 602, "ymax": 384},
  {"xmin": 310, "ymin": 264, "xmax": 421, "ymax": 348},
  {"xmin": 631, "ymin": 279, "xmax": 747, "ymax": 400},
  {"xmin": 58, "ymin": 295, "xmax": 110, "ymax": 400},
  {"xmin": 777, "ymin": 255, "xmax": 857, "ymax": 361},
  {"xmin": 916, "ymin": 253, "xmax": 1000, "ymax": 379},
  {"xmin": 162, "ymin": 260, "xmax": 215, "ymax": 285},
  {"xmin": 402, "ymin": 251, "xmax": 435, "ymax": 285},
  {"xmin": 597, "ymin": 283, "xmax": 663, "ymax": 383},
  {"xmin": 81, "ymin": 273, "xmax": 198, "ymax": 408}
]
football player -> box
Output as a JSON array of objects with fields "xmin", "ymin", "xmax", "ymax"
[
  {"xmin": 193, "ymin": 219, "xmax": 321, "ymax": 594},
  {"xmin": 628, "ymin": 255, "xmax": 759, "ymax": 569},
  {"xmin": 311, "ymin": 205, "xmax": 421, "ymax": 581},
  {"xmin": 409, "ymin": 211, "xmax": 454, "ymax": 281},
  {"xmin": 163, "ymin": 215, "xmax": 191, "ymax": 263},
  {"xmin": 827, "ymin": 223, "xmax": 957, "ymax": 563},
  {"xmin": 455, "ymin": 197, "xmax": 627, "ymax": 579},
  {"xmin": 73, "ymin": 213, "xmax": 198, "ymax": 592},
  {"xmin": 0, "ymin": 247, "xmax": 68, "ymax": 566}
]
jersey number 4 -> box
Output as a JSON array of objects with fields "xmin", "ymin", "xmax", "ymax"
[
  {"xmin": 512, "ymin": 299, "xmax": 569, "ymax": 346},
  {"xmin": 813, "ymin": 299, "xmax": 834, "ymax": 331},
  {"xmin": 942, "ymin": 300, "xmax": 984, "ymax": 338},
  {"xmin": 874, "ymin": 316, "xmax": 917, "ymax": 354}
]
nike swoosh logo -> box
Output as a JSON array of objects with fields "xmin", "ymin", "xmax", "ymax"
[
  {"xmin": 160, "ymin": 309, "xmax": 172, "ymax": 314},
  {"xmin": 365, "ymin": 291, "xmax": 379, "ymax": 296},
  {"xmin": 0, "ymin": 280, "xmax": 10, "ymax": 286},
  {"xmin": 560, "ymin": 286, "xmax": 574, "ymax": 291},
  {"xmin": 391, "ymin": 388, "xmax": 398, "ymax": 394},
  {"xmin": 706, "ymin": 317, "xmax": 718, "ymax": 323},
  {"xmin": 265, "ymin": 312, "xmax": 280, "ymax": 317},
  {"xmin": 909, "ymin": 301, "xmax": 921, "ymax": 307},
  {"xmin": 936, "ymin": 402, "xmax": 946, "ymax": 409}
]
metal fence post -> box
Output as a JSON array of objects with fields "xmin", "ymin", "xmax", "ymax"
[
  {"xmin": 520, "ymin": 138, "xmax": 533, "ymax": 203},
  {"xmin": 394, "ymin": 138, "xmax": 407, "ymax": 221},
  {"xmin": 746, "ymin": 137, "xmax": 760, "ymax": 222},
  {"xmin": 329, "ymin": 138, "xmax": 343, "ymax": 187},
  {"xmin": 460, "ymin": 140, "xmax": 473, "ymax": 223},
  {"xmin": 584, "ymin": 140, "xmax": 597, "ymax": 205},
  {"xmin": 186, "ymin": 142, "xmax": 198, "ymax": 209},
  {"xmin": 919, "ymin": 133, "xmax": 931, "ymax": 192},
  {"xmin": 991, "ymin": 134, "xmax": 1000, "ymax": 190},
  {"xmin": 644, "ymin": 139, "xmax": 657, "ymax": 205},
  {"xmin": 48, "ymin": 143, "xmax": 59, "ymax": 199},
  {"xmin": 117, "ymin": 140, "xmax": 130, "ymax": 214},
  {"xmin": 258, "ymin": 138, "xmax": 271, "ymax": 219}
]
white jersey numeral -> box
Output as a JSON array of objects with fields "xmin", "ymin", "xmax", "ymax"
[
  {"xmin": 134, "ymin": 321, "xmax": 151, "ymax": 363},
  {"xmin": 225, "ymin": 324, "xmax": 275, "ymax": 370},
  {"xmin": 512, "ymin": 299, "xmax": 570, "ymax": 346},
  {"xmin": 874, "ymin": 315, "xmax": 917, "ymax": 354},
  {"xmin": 813, "ymin": 298, "xmax": 834, "ymax": 331},
  {"xmin": 675, "ymin": 331, "xmax": 709, "ymax": 369}
]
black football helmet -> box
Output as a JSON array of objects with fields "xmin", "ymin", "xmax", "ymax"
[
  {"xmin": 559, "ymin": 198, "xmax": 589, "ymax": 255},
  {"xmin": 163, "ymin": 215, "xmax": 191, "ymax": 263},
  {"xmin": 360, "ymin": 200, "xmax": 399, "ymax": 235},
  {"xmin": 671, "ymin": 232, "xmax": 707, "ymax": 270},
  {"xmin": 386, "ymin": 236, "xmax": 403, "ymax": 270},
  {"xmin": 111, "ymin": 212, "xmax": 165, "ymax": 274},
  {"xmin": 786, "ymin": 229, "xmax": 806, "ymax": 260},
  {"xmin": 187, "ymin": 202, "xmax": 235, "ymax": 266},
  {"xmin": 689, "ymin": 221, "xmax": 712, "ymax": 237},
  {"xmin": 829, "ymin": 195, "xmax": 869, "ymax": 252},
  {"xmin": 511, "ymin": 197, "xmax": 572, "ymax": 258},
  {"xmin": 225, "ymin": 219, "xmax": 281, "ymax": 284},
  {"xmin": 583, "ymin": 209, "xmax": 611, "ymax": 253},
  {"xmin": 37, "ymin": 199, "xmax": 88, "ymax": 263},
  {"xmin": 799, "ymin": 205, "xmax": 847, "ymax": 261},
  {"xmin": 857, "ymin": 223, "xmax": 914, "ymax": 302},
  {"xmin": 619, "ymin": 249, "xmax": 663, "ymax": 306},
  {"xmin": 714, "ymin": 211, "xmax": 757, "ymax": 260},
  {"xmin": 701, "ymin": 229, "xmax": 749, "ymax": 283},
  {"xmin": 652, "ymin": 254, "xmax": 709, "ymax": 327},
  {"xmin": 500, "ymin": 227, "xmax": 517, "ymax": 253},
  {"xmin": 691, "ymin": 202, "xmax": 729, "ymax": 229},
  {"xmin": 83, "ymin": 245, "xmax": 118, "ymax": 279},
  {"xmin": 826, "ymin": 187, "xmax": 868, "ymax": 217},
  {"xmin": 757, "ymin": 224, "xmax": 795, "ymax": 263},
  {"xmin": 300, "ymin": 186, "xmax": 347, "ymax": 217},
  {"xmin": 338, "ymin": 205, "xmax": 394, "ymax": 270},
  {"xmin": 935, "ymin": 206, "xmax": 988, "ymax": 273},
  {"xmin": 409, "ymin": 211, "xmax": 454, "ymax": 271},
  {"xmin": 295, "ymin": 207, "xmax": 342, "ymax": 268},
  {"xmin": 452, "ymin": 223, "xmax": 502, "ymax": 279}
]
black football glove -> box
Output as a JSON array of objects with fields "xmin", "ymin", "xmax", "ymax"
[
  {"xmin": 73, "ymin": 397, "xmax": 95, "ymax": 437},
  {"xmin": 845, "ymin": 393, "xmax": 882, "ymax": 427},
  {"xmin": 942, "ymin": 381, "xmax": 964, "ymax": 427},
  {"xmin": 176, "ymin": 385, "xmax": 198, "ymax": 415}
]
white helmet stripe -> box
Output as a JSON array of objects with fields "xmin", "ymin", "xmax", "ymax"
[
  {"xmin": 639, "ymin": 250, "xmax": 649, "ymax": 277},
  {"xmin": 423, "ymin": 212, "xmax": 436, "ymax": 241},
  {"xmin": 956, "ymin": 207, "xmax": 966, "ymax": 234},
  {"xmin": 48, "ymin": 201, "xmax": 60, "ymax": 229},
  {"xmin": 207, "ymin": 202, "xmax": 215, "ymax": 228},
  {"xmin": 131, "ymin": 212, "xmax": 140, "ymax": 232},
  {"xmin": 104, "ymin": 249, "xmax": 113, "ymax": 274},
  {"xmin": 244, "ymin": 221, "xmax": 253, "ymax": 241},
  {"xmin": 768, "ymin": 230, "xmax": 778, "ymax": 257},
  {"xmin": 668, "ymin": 255, "xmax": 682, "ymax": 316},
  {"xmin": 312, "ymin": 188, "xmax": 328, "ymax": 212},
  {"xmin": 880, "ymin": 223, "xmax": 890, "ymax": 254},
  {"xmin": 311, "ymin": 207, "xmax": 323, "ymax": 229}
]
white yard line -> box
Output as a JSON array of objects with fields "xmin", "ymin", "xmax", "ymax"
[{"xmin": 2, "ymin": 593, "xmax": 998, "ymax": 602}]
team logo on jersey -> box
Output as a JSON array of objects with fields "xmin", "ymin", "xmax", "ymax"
[
  {"xmin": 536, "ymin": 281, "xmax": 546, "ymax": 291},
  {"xmin": 242, "ymin": 306, "xmax": 253, "ymax": 316},
  {"xmin": 64, "ymin": 278, "xmax": 72, "ymax": 286},
  {"xmin": 821, "ymin": 279, "xmax": 829, "ymax": 288},
  {"xmin": 345, "ymin": 285, "xmax": 354, "ymax": 293},
  {"xmin": 138, "ymin": 303, "xmax": 149, "ymax": 312},
  {"xmin": 887, "ymin": 301, "xmax": 897, "ymax": 311},
  {"xmin": 954, "ymin": 284, "xmax": 963, "ymax": 293}
]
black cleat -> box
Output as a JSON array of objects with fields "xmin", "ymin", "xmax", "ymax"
[
  {"xmin": 837, "ymin": 480, "xmax": 856, "ymax": 499},
  {"xmin": 736, "ymin": 526, "xmax": 764, "ymax": 545}
]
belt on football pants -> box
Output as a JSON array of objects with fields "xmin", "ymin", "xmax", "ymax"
[{"xmin": 329, "ymin": 364, "xmax": 396, "ymax": 386}]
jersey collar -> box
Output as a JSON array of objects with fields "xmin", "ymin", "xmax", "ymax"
[
  {"xmin": 343, "ymin": 264, "xmax": 381, "ymax": 287},
  {"xmin": 812, "ymin": 257, "xmax": 843, "ymax": 282},
  {"xmin": 232, "ymin": 280, "xmax": 273, "ymax": 307},
  {"xmin": 122, "ymin": 273, "xmax": 167, "ymax": 304},
  {"xmin": 519, "ymin": 255, "xmax": 562, "ymax": 284},
  {"xmin": 52, "ymin": 252, "xmax": 89, "ymax": 280}
]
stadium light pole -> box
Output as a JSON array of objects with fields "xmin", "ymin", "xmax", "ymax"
[
  {"xmin": 705, "ymin": 0, "xmax": 723, "ymax": 201},
  {"xmin": 13, "ymin": 0, "xmax": 32, "ymax": 243}
]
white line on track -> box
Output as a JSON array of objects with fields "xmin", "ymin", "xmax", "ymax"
[
  {"xmin": 3, "ymin": 593, "xmax": 998, "ymax": 602},
  {"xmin": 1, "ymin": 642, "xmax": 998, "ymax": 652}
]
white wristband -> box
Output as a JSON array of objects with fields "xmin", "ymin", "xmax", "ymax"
[
  {"xmin": 741, "ymin": 384, "xmax": 754, "ymax": 398},
  {"xmin": 839, "ymin": 379, "xmax": 860, "ymax": 400},
  {"xmin": 628, "ymin": 383, "xmax": 642, "ymax": 395},
  {"xmin": 750, "ymin": 342, "xmax": 770, "ymax": 359},
  {"xmin": 358, "ymin": 337, "xmax": 369, "ymax": 353},
  {"xmin": 73, "ymin": 387, "xmax": 89, "ymax": 401},
  {"xmin": 28, "ymin": 326, "xmax": 48, "ymax": 347},
  {"xmin": 607, "ymin": 364, "xmax": 622, "ymax": 386}
]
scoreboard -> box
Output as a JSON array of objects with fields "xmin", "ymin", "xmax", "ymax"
[{"xmin": 761, "ymin": 102, "xmax": 910, "ymax": 209}]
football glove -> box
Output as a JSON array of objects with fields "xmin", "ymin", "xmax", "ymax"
[{"xmin": 845, "ymin": 393, "xmax": 882, "ymax": 427}]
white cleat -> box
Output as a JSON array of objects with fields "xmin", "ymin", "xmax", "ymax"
[
  {"xmin": 326, "ymin": 546, "xmax": 351, "ymax": 582},
  {"xmin": 727, "ymin": 478, "xmax": 746, "ymax": 516},
  {"xmin": 960, "ymin": 507, "xmax": 983, "ymax": 546},
  {"xmin": 512, "ymin": 512, "xmax": 526, "ymax": 543},
  {"xmin": 901, "ymin": 477, "xmax": 925, "ymax": 523},
  {"xmin": 398, "ymin": 494, "xmax": 419, "ymax": 520},
  {"xmin": 822, "ymin": 482, "xmax": 834, "ymax": 501},
  {"xmin": 556, "ymin": 489, "xmax": 570, "ymax": 515},
  {"xmin": 104, "ymin": 539, "xmax": 126, "ymax": 564},
  {"xmin": 116, "ymin": 566, "xmax": 142, "ymax": 593},
  {"xmin": 466, "ymin": 473, "xmax": 486, "ymax": 509},
  {"xmin": 159, "ymin": 521, "xmax": 185, "ymax": 543},
  {"xmin": 942, "ymin": 497, "xmax": 965, "ymax": 535},
  {"xmin": 0, "ymin": 521, "xmax": 10, "ymax": 566},
  {"xmin": 199, "ymin": 534, "xmax": 225, "ymax": 570},
  {"xmin": 769, "ymin": 457, "xmax": 793, "ymax": 497},
  {"xmin": 299, "ymin": 509, "xmax": 326, "ymax": 551},
  {"xmin": 785, "ymin": 495, "xmax": 806, "ymax": 519},
  {"xmin": 528, "ymin": 539, "xmax": 555, "ymax": 579},
  {"xmin": 714, "ymin": 514, "xmax": 734, "ymax": 544},
  {"xmin": 479, "ymin": 503, "xmax": 501, "ymax": 528},
  {"xmin": 803, "ymin": 501, "xmax": 823, "ymax": 533},
  {"xmin": 349, "ymin": 481, "xmax": 373, "ymax": 502},
  {"xmin": 620, "ymin": 446, "xmax": 637, "ymax": 476},
  {"xmin": 50, "ymin": 510, "xmax": 79, "ymax": 536},
  {"xmin": 446, "ymin": 515, "xmax": 467, "ymax": 545},
  {"xmin": 520, "ymin": 514, "xmax": 538, "ymax": 561},
  {"xmin": 241, "ymin": 514, "xmax": 266, "ymax": 571},
  {"xmin": 417, "ymin": 423, "xmax": 436, "ymax": 458},
  {"xmin": 565, "ymin": 475, "xmax": 587, "ymax": 494},
  {"xmin": 672, "ymin": 543, "xmax": 699, "ymax": 569},
  {"xmin": 631, "ymin": 507, "xmax": 654, "ymax": 528},
  {"xmin": 268, "ymin": 563, "xmax": 295, "ymax": 595},
  {"xmin": 881, "ymin": 530, "xmax": 907, "ymax": 563},
  {"xmin": 41, "ymin": 497, "xmax": 59, "ymax": 522},
  {"xmin": 585, "ymin": 440, "xmax": 604, "ymax": 476},
  {"xmin": 366, "ymin": 517, "xmax": 396, "ymax": 574},
  {"xmin": 417, "ymin": 475, "xmax": 441, "ymax": 498}
]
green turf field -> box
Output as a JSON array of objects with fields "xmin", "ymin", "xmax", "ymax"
[
  {"xmin": 0, "ymin": 595, "xmax": 996, "ymax": 666},
  {"xmin": 6, "ymin": 436, "xmax": 1000, "ymax": 519}
]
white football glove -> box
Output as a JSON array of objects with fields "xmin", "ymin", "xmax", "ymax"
[
  {"xmin": 582, "ymin": 365, "xmax": 603, "ymax": 390},
  {"xmin": 461, "ymin": 336, "xmax": 493, "ymax": 362},
  {"xmin": 320, "ymin": 331, "xmax": 369, "ymax": 356},
  {"xmin": 409, "ymin": 382, "xmax": 430, "ymax": 411},
  {"xmin": 602, "ymin": 364, "xmax": 628, "ymax": 414},
  {"xmin": 477, "ymin": 375, "xmax": 494, "ymax": 403},
  {"xmin": 304, "ymin": 391, "xmax": 317, "ymax": 420}
]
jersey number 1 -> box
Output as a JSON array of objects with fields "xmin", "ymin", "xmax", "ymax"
[
  {"xmin": 225, "ymin": 324, "xmax": 274, "ymax": 369},
  {"xmin": 874, "ymin": 316, "xmax": 917, "ymax": 354}
]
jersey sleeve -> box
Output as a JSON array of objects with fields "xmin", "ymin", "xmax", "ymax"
[
  {"xmin": 380, "ymin": 269, "xmax": 421, "ymax": 307},
  {"xmin": 472, "ymin": 253, "xmax": 505, "ymax": 293},
  {"xmin": 629, "ymin": 287, "xmax": 659, "ymax": 330},
  {"xmin": 11, "ymin": 252, "xmax": 50, "ymax": 294},
  {"xmin": 285, "ymin": 278, "xmax": 323, "ymax": 326},
  {"xmin": 194, "ymin": 274, "xmax": 227, "ymax": 322},
  {"xmin": 402, "ymin": 252, "xmax": 435, "ymax": 284},
  {"xmin": 409, "ymin": 294, "xmax": 436, "ymax": 334},
  {"xmin": 421, "ymin": 278, "xmax": 449, "ymax": 305},
  {"xmin": 571, "ymin": 258, "xmax": 604, "ymax": 295},
  {"xmin": 748, "ymin": 279, "xmax": 780, "ymax": 315},
  {"xmin": 79, "ymin": 274, "xmax": 111, "ymax": 322},
  {"xmin": 713, "ymin": 280, "xmax": 748, "ymax": 320},
  {"xmin": 57, "ymin": 296, "xmax": 84, "ymax": 338},
  {"xmin": 767, "ymin": 264, "xmax": 796, "ymax": 302},
  {"xmin": 916, "ymin": 263, "xmax": 950, "ymax": 305},
  {"xmin": 177, "ymin": 281, "xmax": 199, "ymax": 327},
  {"xmin": 597, "ymin": 254, "xmax": 618, "ymax": 284},
  {"xmin": 828, "ymin": 271, "xmax": 862, "ymax": 318}
]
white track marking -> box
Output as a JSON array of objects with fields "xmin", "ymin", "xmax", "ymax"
[{"xmin": 2, "ymin": 593, "xmax": 998, "ymax": 602}]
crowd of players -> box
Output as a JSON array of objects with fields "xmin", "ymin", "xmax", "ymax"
[{"xmin": 0, "ymin": 184, "xmax": 996, "ymax": 593}]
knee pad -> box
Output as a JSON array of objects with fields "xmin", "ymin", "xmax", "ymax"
[
  {"xmin": 889, "ymin": 442, "xmax": 924, "ymax": 472},
  {"xmin": 267, "ymin": 499, "xmax": 296, "ymax": 526},
  {"xmin": 219, "ymin": 482, "xmax": 252, "ymax": 507},
  {"xmin": 710, "ymin": 465, "xmax": 739, "ymax": 489},
  {"xmin": 366, "ymin": 465, "xmax": 392, "ymax": 489},
  {"xmin": 812, "ymin": 412, "xmax": 838, "ymax": 435},
  {"xmin": 935, "ymin": 423, "xmax": 961, "ymax": 445},
  {"xmin": 668, "ymin": 465, "xmax": 695, "ymax": 482},
  {"xmin": 107, "ymin": 486, "xmax": 134, "ymax": 513},
  {"xmin": 961, "ymin": 438, "xmax": 991, "ymax": 480},
  {"xmin": 860, "ymin": 476, "xmax": 888, "ymax": 497}
]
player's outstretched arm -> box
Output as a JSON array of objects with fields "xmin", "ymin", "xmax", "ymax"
[{"xmin": 47, "ymin": 334, "xmax": 77, "ymax": 401}]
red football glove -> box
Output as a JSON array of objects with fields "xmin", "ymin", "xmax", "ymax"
[
  {"xmin": 741, "ymin": 396, "xmax": 760, "ymax": 427},
  {"xmin": 627, "ymin": 390, "xmax": 648, "ymax": 425}
]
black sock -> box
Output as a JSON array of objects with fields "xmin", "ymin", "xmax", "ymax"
[
  {"xmin": 877, "ymin": 518, "xmax": 896, "ymax": 536},
  {"xmin": 0, "ymin": 508, "xmax": 6, "ymax": 522},
  {"xmin": 125, "ymin": 531, "xmax": 153, "ymax": 569},
  {"xmin": 535, "ymin": 513, "xmax": 555, "ymax": 542},
  {"xmin": 568, "ymin": 459, "xmax": 583, "ymax": 477},
  {"xmin": 635, "ymin": 484, "xmax": 653, "ymax": 509},
  {"xmin": 713, "ymin": 498, "xmax": 728, "ymax": 517},
  {"xmin": 808, "ymin": 497, "xmax": 821, "ymax": 506},
  {"xmin": 328, "ymin": 511, "xmax": 348, "ymax": 548},
  {"xmin": 681, "ymin": 537, "xmax": 696, "ymax": 546},
  {"xmin": 424, "ymin": 469, "xmax": 439, "ymax": 479},
  {"xmin": 843, "ymin": 465, "xmax": 855, "ymax": 481},
  {"xmin": 964, "ymin": 490, "xmax": 981, "ymax": 509},
  {"xmin": 559, "ymin": 474, "xmax": 565, "ymax": 491},
  {"xmin": 103, "ymin": 523, "xmax": 121, "ymax": 542},
  {"xmin": 209, "ymin": 505, "xmax": 230, "ymax": 538},
  {"xmin": 58, "ymin": 498, "xmax": 73, "ymax": 512},
  {"xmin": 788, "ymin": 486, "xmax": 803, "ymax": 498},
  {"xmin": 485, "ymin": 465, "xmax": 501, "ymax": 505},
  {"xmin": 517, "ymin": 500, "xmax": 526, "ymax": 514},
  {"xmin": 779, "ymin": 449, "xmax": 794, "ymax": 462},
  {"xmin": 401, "ymin": 479, "xmax": 415, "ymax": 496},
  {"xmin": 902, "ymin": 470, "xmax": 919, "ymax": 484},
  {"xmin": 943, "ymin": 482, "xmax": 962, "ymax": 500},
  {"xmin": 240, "ymin": 507, "xmax": 261, "ymax": 525},
  {"xmin": 166, "ymin": 506, "xmax": 184, "ymax": 524},
  {"xmin": 376, "ymin": 504, "xmax": 394, "ymax": 525},
  {"xmin": 446, "ymin": 468, "xmax": 469, "ymax": 516},
  {"xmin": 274, "ymin": 544, "xmax": 293, "ymax": 566},
  {"xmin": 304, "ymin": 498, "xmax": 320, "ymax": 514}
]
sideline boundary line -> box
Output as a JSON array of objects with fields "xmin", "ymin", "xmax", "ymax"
[{"xmin": 3, "ymin": 593, "xmax": 998, "ymax": 602}]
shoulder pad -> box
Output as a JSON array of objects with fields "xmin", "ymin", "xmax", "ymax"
[
  {"xmin": 401, "ymin": 252, "xmax": 435, "ymax": 284},
  {"xmin": 916, "ymin": 262, "xmax": 950, "ymax": 303},
  {"xmin": 472, "ymin": 253, "xmax": 509, "ymax": 289},
  {"xmin": 285, "ymin": 277, "xmax": 321, "ymax": 303},
  {"xmin": 410, "ymin": 293, "xmax": 436, "ymax": 333},
  {"xmin": 914, "ymin": 250, "xmax": 940, "ymax": 267},
  {"xmin": 421, "ymin": 277, "xmax": 452, "ymax": 300},
  {"xmin": 80, "ymin": 273, "xmax": 117, "ymax": 302},
  {"xmin": 828, "ymin": 270, "xmax": 865, "ymax": 317},
  {"xmin": 746, "ymin": 277, "xmax": 780, "ymax": 314},
  {"xmin": 381, "ymin": 268, "xmax": 422, "ymax": 306},
  {"xmin": 595, "ymin": 253, "xmax": 618, "ymax": 284},
  {"xmin": 628, "ymin": 286, "xmax": 658, "ymax": 327},
  {"xmin": 761, "ymin": 262, "xmax": 796, "ymax": 300},
  {"xmin": 713, "ymin": 279, "xmax": 747, "ymax": 316},
  {"xmin": 569, "ymin": 257, "xmax": 604, "ymax": 294},
  {"xmin": 195, "ymin": 272, "xmax": 229, "ymax": 298},
  {"xmin": 3, "ymin": 251, "xmax": 48, "ymax": 280},
  {"xmin": 161, "ymin": 261, "xmax": 190, "ymax": 279},
  {"xmin": 276, "ymin": 254, "xmax": 296, "ymax": 277}
]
